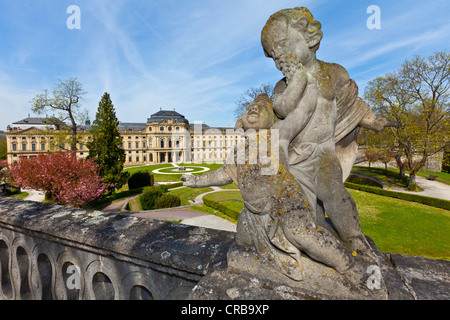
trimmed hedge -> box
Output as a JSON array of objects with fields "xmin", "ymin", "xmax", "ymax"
[
  {"xmin": 139, "ymin": 187, "xmax": 163, "ymax": 210},
  {"xmin": 155, "ymin": 193, "xmax": 181, "ymax": 209},
  {"xmin": 128, "ymin": 171, "xmax": 154, "ymax": 189},
  {"xmin": 166, "ymin": 182, "xmax": 184, "ymax": 189},
  {"xmin": 138, "ymin": 185, "xmax": 181, "ymax": 210},
  {"xmin": 203, "ymin": 198, "xmax": 241, "ymax": 220},
  {"xmin": 344, "ymin": 182, "xmax": 450, "ymax": 211}
]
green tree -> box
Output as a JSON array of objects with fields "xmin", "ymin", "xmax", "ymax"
[
  {"xmin": 0, "ymin": 131, "xmax": 6, "ymax": 160},
  {"xmin": 87, "ymin": 92, "xmax": 129, "ymax": 192},
  {"xmin": 364, "ymin": 51, "xmax": 450, "ymax": 189},
  {"xmin": 31, "ymin": 78, "xmax": 87, "ymax": 150}
]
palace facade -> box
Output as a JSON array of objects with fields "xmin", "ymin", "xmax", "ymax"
[{"xmin": 6, "ymin": 109, "xmax": 241, "ymax": 166}]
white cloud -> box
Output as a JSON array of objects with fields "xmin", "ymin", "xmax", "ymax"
[{"xmin": 1, "ymin": 0, "xmax": 449, "ymax": 131}]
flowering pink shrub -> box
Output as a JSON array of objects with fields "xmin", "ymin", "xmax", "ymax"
[
  {"xmin": 0, "ymin": 159, "xmax": 8, "ymax": 181},
  {"xmin": 9, "ymin": 152, "xmax": 113, "ymax": 206}
]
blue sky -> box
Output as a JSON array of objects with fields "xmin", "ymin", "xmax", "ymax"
[{"xmin": 0, "ymin": 0, "xmax": 449, "ymax": 131}]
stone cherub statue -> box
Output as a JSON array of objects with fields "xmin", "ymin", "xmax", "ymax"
[
  {"xmin": 184, "ymin": 7, "xmax": 395, "ymax": 296},
  {"xmin": 182, "ymin": 94, "xmax": 372, "ymax": 288},
  {"xmin": 260, "ymin": 7, "xmax": 396, "ymax": 261}
]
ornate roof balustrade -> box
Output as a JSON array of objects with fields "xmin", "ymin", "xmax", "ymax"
[{"xmin": 0, "ymin": 197, "xmax": 234, "ymax": 300}]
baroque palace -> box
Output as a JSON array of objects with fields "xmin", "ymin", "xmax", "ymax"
[{"xmin": 6, "ymin": 109, "xmax": 240, "ymax": 166}]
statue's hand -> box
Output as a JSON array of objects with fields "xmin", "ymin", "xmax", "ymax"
[{"xmin": 282, "ymin": 62, "xmax": 307, "ymax": 86}]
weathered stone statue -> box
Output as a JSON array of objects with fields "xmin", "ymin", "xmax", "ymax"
[
  {"xmin": 184, "ymin": 94, "xmax": 392, "ymax": 297},
  {"xmin": 185, "ymin": 7, "xmax": 398, "ymax": 299},
  {"xmin": 184, "ymin": 95, "xmax": 369, "ymax": 284},
  {"xmin": 261, "ymin": 7, "xmax": 396, "ymax": 263}
]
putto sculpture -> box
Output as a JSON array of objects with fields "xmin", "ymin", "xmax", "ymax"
[{"xmin": 184, "ymin": 7, "xmax": 397, "ymax": 299}]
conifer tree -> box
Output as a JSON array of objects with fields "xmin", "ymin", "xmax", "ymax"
[{"xmin": 87, "ymin": 92, "xmax": 129, "ymax": 192}]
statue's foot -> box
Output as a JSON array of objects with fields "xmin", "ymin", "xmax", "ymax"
[{"xmin": 345, "ymin": 235, "xmax": 379, "ymax": 267}]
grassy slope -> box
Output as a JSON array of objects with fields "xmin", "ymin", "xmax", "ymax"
[
  {"xmin": 349, "ymin": 189, "xmax": 450, "ymax": 260},
  {"xmin": 200, "ymin": 188, "xmax": 450, "ymax": 260}
]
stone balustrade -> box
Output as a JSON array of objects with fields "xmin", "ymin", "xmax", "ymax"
[{"xmin": 0, "ymin": 197, "xmax": 234, "ymax": 300}]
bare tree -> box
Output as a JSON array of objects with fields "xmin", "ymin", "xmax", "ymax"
[
  {"xmin": 234, "ymin": 83, "xmax": 274, "ymax": 120},
  {"xmin": 364, "ymin": 51, "xmax": 450, "ymax": 189},
  {"xmin": 31, "ymin": 78, "xmax": 88, "ymax": 151}
]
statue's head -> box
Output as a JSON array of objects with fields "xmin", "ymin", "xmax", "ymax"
[
  {"xmin": 261, "ymin": 7, "xmax": 323, "ymax": 70},
  {"xmin": 235, "ymin": 93, "xmax": 277, "ymax": 130}
]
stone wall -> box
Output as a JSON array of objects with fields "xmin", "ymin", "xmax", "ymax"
[
  {"xmin": 0, "ymin": 197, "xmax": 234, "ymax": 300},
  {"xmin": 1, "ymin": 196, "xmax": 448, "ymax": 300},
  {"xmin": 357, "ymin": 149, "xmax": 444, "ymax": 172}
]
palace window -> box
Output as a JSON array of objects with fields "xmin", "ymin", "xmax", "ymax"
[
  {"xmin": 22, "ymin": 144, "xmax": 26, "ymax": 151},
  {"xmin": 12, "ymin": 144, "xmax": 17, "ymax": 151}
]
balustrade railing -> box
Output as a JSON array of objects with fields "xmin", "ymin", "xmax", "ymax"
[{"xmin": 0, "ymin": 197, "xmax": 233, "ymax": 300}]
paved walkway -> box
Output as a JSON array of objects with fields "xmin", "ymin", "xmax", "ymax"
[
  {"xmin": 390, "ymin": 175, "xmax": 450, "ymax": 201},
  {"xmin": 101, "ymin": 186, "xmax": 238, "ymax": 232},
  {"xmin": 22, "ymin": 189, "xmax": 45, "ymax": 202}
]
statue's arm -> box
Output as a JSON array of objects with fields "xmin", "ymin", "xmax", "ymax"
[
  {"xmin": 273, "ymin": 67, "xmax": 309, "ymax": 119},
  {"xmin": 359, "ymin": 106, "xmax": 399, "ymax": 131},
  {"xmin": 181, "ymin": 166, "xmax": 233, "ymax": 188},
  {"xmin": 272, "ymin": 75, "xmax": 318, "ymax": 158}
]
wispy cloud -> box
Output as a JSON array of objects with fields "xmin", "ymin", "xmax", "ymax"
[
  {"xmin": 317, "ymin": 1, "xmax": 450, "ymax": 91},
  {"xmin": 0, "ymin": 0, "xmax": 449, "ymax": 130}
]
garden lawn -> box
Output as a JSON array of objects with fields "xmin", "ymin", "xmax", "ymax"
[
  {"xmin": 351, "ymin": 166, "xmax": 408, "ymax": 188},
  {"xmin": 123, "ymin": 163, "xmax": 223, "ymax": 182},
  {"xmin": 167, "ymin": 186, "xmax": 214, "ymax": 206},
  {"xmin": 203, "ymin": 191, "xmax": 243, "ymax": 202},
  {"xmin": 124, "ymin": 164, "xmax": 180, "ymax": 182},
  {"xmin": 349, "ymin": 189, "xmax": 450, "ymax": 260},
  {"xmin": 199, "ymin": 188, "xmax": 450, "ymax": 260},
  {"xmin": 416, "ymin": 170, "xmax": 450, "ymax": 186}
]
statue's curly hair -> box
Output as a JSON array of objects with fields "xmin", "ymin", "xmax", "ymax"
[{"xmin": 261, "ymin": 7, "xmax": 323, "ymax": 55}]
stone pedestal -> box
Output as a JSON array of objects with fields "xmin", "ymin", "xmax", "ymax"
[{"xmin": 190, "ymin": 239, "xmax": 449, "ymax": 300}]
